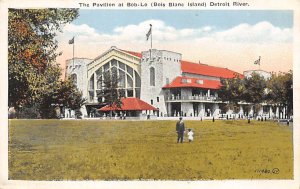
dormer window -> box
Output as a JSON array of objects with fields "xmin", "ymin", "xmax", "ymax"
[
  {"xmin": 196, "ymin": 79, "xmax": 204, "ymax": 84},
  {"xmin": 181, "ymin": 78, "xmax": 191, "ymax": 83}
]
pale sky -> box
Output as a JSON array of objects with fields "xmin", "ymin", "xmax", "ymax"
[{"xmin": 55, "ymin": 10, "xmax": 293, "ymax": 75}]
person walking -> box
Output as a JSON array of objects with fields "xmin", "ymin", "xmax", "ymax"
[{"xmin": 176, "ymin": 117, "xmax": 185, "ymax": 143}]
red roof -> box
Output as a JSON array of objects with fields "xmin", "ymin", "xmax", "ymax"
[
  {"xmin": 181, "ymin": 60, "xmax": 243, "ymax": 79},
  {"xmin": 99, "ymin": 97, "xmax": 157, "ymax": 111},
  {"xmin": 120, "ymin": 49, "xmax": 243, "ymax": 79},
  {"xmin": 163, "ymin": 76, "xmax": 221, "ymax": 89},
  {"xmin": 122, "ymin": 50, "xmax": 142, "ymax": 58}
]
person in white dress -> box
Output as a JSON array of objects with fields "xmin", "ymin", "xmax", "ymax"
[{"xmin": 187, "ymin": 129, "xmax": 194, "ymax": 143}]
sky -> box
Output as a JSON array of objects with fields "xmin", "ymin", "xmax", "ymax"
[{"xmin": 56, "ymin": 9, "xmax": 293, "ymax": 75}]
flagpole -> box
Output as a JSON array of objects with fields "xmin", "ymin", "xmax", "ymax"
[
  {"xmin": 151, "ymin": 25, "xmax": 152, "ymax": 50},
  {"xmin": 259, "ymin": 56, "xmax": 261, "ymax": 70},
  {"xmin": 73, "ymin": 38, "xmax": 75, "ymax": 67},
  {"xmin": 150, "ymin": 24, "xmax": 152, "ymax": 60}
]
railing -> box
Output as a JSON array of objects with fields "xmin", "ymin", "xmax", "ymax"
[{"xmin": 166, "ymin": 95, "xmax": 218, "ymax": 102}]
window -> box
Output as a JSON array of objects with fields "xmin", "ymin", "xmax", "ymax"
[
  {"xmin": 135, "ymin": 71, "xmax": 141, "ymax": 87},
  {"xmin": 89, "ymin": 91, "xmax": 94, "ymax": 102},
  {"xmin": 111, "ymin": 59, "xmax": 117, "ymax": 67},
  {"xmin": 126, "ymin": 65, "xmax": 133, "ymax": 77},
  {"xmin": 119, "ymin": 70, "xmax": 126, "ymax": 88},
  {"xmin": 97, "ymin": 79, "xmax": 102, "ymax": 89},
  {"xmin": 166, "ymin": 78, "xmax": 170, "ymax": 84},
  {"xmin": 196, "ymin": 79, "xmax": 204, "ymax": 84},
  {"xmin": 157, "ymin": 97, "xmax": 159, "ymax": 102},
  {"xmin": 89, "ymin": 75, "xmax": 94, "ymax": 90},
  {"xmin": 127, "ymin": 75, "xmax": 133, "ymax": 88},
  {"xmin": 71, "ymin": 74, "xmax": 77, "ymax": 86},
  {"xmin": 150, "ymin": 67, "xmax": 155, "ymax": 86},
  {"xmin": 103, "ymin": 63, "xmax": 110, "ymax": 71},
  {"xmin": 151, "ymin": 99, "xmax": 153, "ymax": 105},
  {"xmin": 127, "ymin": 89, "xmax": 133, "ymax": 97},
  {"xmin": 119, "ymin": 62, "xmax": 126, "ymax": 70},
  {"xmin": 181, "ymin": 78, "xmax": 191, "ymax": 83}
]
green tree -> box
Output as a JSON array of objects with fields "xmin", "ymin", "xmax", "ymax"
[
  {"xmin": 40, "ymin": 74, "xmax": 86, "ymax": 118},
  {"xmin": 266, "ymin": 70, "xmax": 293, "ymax": 118},
  {"xmin": 97, "ymin": 69, "xmax": 125, "ymax": 117},
  {"xmin": 8, "ymin": 9, "xmax": 82, "ymax": 118},
  {"xmin": 218, "ymin": 74, "xmax": 244, "ymax": 112},
  {"xmin": 242, "ymin": 72, "xmax": 267, "ymax": 116},
  {"xmin": 8, "ymin": 8, "xmax": 78, "ymax": 109}
]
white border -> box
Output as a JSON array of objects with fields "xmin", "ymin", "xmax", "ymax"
[{"xmin": 1, "ymin": 0, "xmax": 299, "ymax": 188}]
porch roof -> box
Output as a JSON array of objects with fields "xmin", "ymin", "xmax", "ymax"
[{"xmin": 99, "ymin": 97, "xmax": 157, "ymax": 111}]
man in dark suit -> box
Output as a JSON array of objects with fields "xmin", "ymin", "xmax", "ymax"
[{"xmin": 176, "ymin": 117, "xmax": 185, "ymax": 143}]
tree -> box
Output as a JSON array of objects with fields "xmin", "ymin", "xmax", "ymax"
[
  {"xmin": 97, "ymin": 69, "xmax": 125, "ymax": 117},
  {"xmin": 218, "ymin": 74, "xmax": 244, "ymax": 112},
  {"xmin": 219, "ymin": 72, "xmax": 269, "ymax": 117},
  {"xmin": 38, "ymin": 76, "xmax": 86, "ymax": 119},
  {"xmin": 8, "ymin": 9, "xmax": 79, "ymax": 108},
  {"xmin": 8, "ymin": 9, "xmax": 83, "ymax": 118},
  {"xmin": 266, "ymin": 70, "xmax": 293, "ymax": 118},
  {"xmin": 242, "ymin": 73, "xmax": 267, "ymax": 104}
]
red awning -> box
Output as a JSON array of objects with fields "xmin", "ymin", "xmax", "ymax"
[
  {"xmin": 99, "ymin": 97, "xmax": 157, "ymax": 111},
  {"xmin": 163, "ymin": 76, "xmax": 221, "ymax": 89}
]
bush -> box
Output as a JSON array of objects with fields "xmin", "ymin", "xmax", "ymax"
[
  {"xmin": 16, "ymin": 105, "xmax": 40, "ymax": 119},
  {"xmin": 75, "ymin": 108, "xmax": 82, "ymax": 119}
]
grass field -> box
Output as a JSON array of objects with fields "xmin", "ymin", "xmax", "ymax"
[{"xmin": 8, "ymin": 119, "xmax": 293, "ymax": 180}]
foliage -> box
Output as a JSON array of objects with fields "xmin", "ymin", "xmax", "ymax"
[
  {"xmin": 97, "ymin": 69, "xmax": 125, "ymax": 116},
  {"xmin": 9, "ymin": 120, "xmax": 293, "ymax": 180},
  {"xmin": 15, "ymin": 104, "xmax": 40, "ymax": 119},
  {"xmin": 266, "ymin": 70, "xmax": 293, "ymax": 116},
  {"xmin": 75, "ymin": 109, "xmax": 82, "ymax": 119},
  {"xmin": 8, "ymin": 8, "xmax": 81, "ymax": 118},
  {"xmin": 242, "ymin": 72, "xmax": 267, "ymax": 105},
  {"xmin": 218, "ymin": 71, "xmax": 293, "ymax": 117},
  {"xmin": 218, "ymin": 74, "xmax": 245, "ymax": 111}
]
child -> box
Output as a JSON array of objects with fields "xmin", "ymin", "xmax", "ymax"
[{"xmin": 187, "ymin": 129, "xmax": 194, "ymax": 143}]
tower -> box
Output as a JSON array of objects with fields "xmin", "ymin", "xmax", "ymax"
[{"xmin": 140, "ymin": 49, "xmax": 182, "ymax": 116}]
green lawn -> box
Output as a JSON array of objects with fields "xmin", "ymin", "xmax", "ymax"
[{"xmin": 8, "ymin": 119, "xmax": 293, "ymax": 180}]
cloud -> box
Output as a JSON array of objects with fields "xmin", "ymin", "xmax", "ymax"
[
  {"xmin": 56, "ymin": 19, "xmax": 292, "ymax": 75},
  {"xmin": 214, "ymin": 21, "xmax": 292, "ymax": 43},
  {"xmin": 58, "ymin": 20, "xmax": 292, "ymax": 45}
]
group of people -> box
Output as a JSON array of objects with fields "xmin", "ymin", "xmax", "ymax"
[{"xmin": 176, "ymin": 117, "xmax": 194, "ymax": 143}]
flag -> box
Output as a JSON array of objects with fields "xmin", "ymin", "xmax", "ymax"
[
  {"xmin": 146, "ymin": 24, "xmax": 152, "ymax": 41},
  {"xmin": 254, "ymin": 56, "xmax": 261, "ymax": 65},
  {"xmin": 69, "ymin": 37, "xmax": 74, "ymax": 44}
]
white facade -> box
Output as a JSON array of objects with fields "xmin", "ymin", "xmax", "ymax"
[
  {"xmin": 140, "ymin": 49, "xmax": 182, "ymax": 116},
  {"xmin": 65, "ymin": 46, "xmax": 276, "ymax": 119},
  {"xmin": 243, "ymin": 70, "xmax": 272, "ymax": 80},
  {"xmin": 65, "ymin": 58, "xmax": 92, "ymax": 117}
]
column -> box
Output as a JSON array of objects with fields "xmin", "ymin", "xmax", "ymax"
[
  {"xmin": 212, "ymin": 103, "xmax": 219, "ymax": 117},
  {"xmin": 167, "ymin": 103, "xmax": 172, "ymax": 117},
  {"xmin": 93, "ymin": 73, "xmax": 97, "ymax": 103}
]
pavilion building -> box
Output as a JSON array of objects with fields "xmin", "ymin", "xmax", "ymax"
[{"xmin": 65, "ymin": 46, "xmax": 278, "ymax": 119}]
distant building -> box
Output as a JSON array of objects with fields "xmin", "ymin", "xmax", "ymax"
[
  {"xmin": 243, "ymin": 70, "xmax": 272, "ymax": 80},
  {"xmin": 65, "ymin": 46, "xmax": 282, "ymax": 119}
]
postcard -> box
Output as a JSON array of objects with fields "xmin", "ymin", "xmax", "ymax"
[{"xmin": 0, "ymin": 0, "xmax": 299, "ymax": 188}]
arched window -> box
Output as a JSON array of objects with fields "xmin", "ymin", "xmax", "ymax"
[
  {"xmin": 71, "ymin": 74, "xmax": 77, "ymax": 86},
  {"xmin": 150, "ymin": 67, "xmax": 155, "ymax": 86}
]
